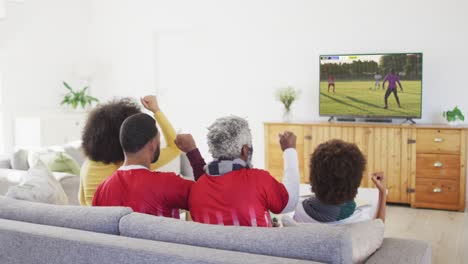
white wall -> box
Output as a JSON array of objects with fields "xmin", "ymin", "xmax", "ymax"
[
  {"xmin": 88, "ymin": 0, "xmax": 468, "ymax": 163},
  {"xmin": 0, "ymin": 0, "xmax": 91, "ymax": 153}
]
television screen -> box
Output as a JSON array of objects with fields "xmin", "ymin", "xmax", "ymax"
[{"xmin": 319, "ymin": 53, "xmax": 422, "ymax": 118}]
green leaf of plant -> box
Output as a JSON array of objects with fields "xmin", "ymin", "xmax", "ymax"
[
  {"xmin": 88, "ymin": 96, "xmax": 99, "ymax": 102},
  {"xmin": 63, "ymin": 81, "xmax": 73, "ymax": 91}
]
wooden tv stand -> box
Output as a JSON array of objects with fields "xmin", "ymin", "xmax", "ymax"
[{"xmin": 264, "ymin": 122, "xmax": 467, "ymax": 211}]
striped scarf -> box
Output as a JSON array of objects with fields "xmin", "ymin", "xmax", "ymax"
[
  {"xmin": 302, "ymin": 196, "xmax": 356, "ymax": 223},
  {"xmin": 206, "ymin": 158, "xmax": 249, "ymax": 176}
]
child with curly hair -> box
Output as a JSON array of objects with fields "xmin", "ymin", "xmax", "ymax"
[{"xmin": 293, "ymin": 139, "xmax": 386, "ymax": 223}]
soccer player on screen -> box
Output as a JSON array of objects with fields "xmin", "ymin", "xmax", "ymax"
[
  {"xmin": 327, "ymin": 74, "xmax": 335, "ymax": 93},
  {"xmin": 374, "ymin": 72, "xmax": 382, "ymax": 90},
  {"xmin": 382, "ymin": 69, "xmax": 403, "ymax": 109}
]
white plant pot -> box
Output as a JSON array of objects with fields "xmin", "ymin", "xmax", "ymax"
[{"xmin": 447, "ymin": 120, "xmax": 463, "ymax": 126}]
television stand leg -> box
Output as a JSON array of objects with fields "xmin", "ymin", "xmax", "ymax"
[
  {"xmin": 328, "ymin": 116, "xmax": 335, "ymax": 122},
  {"xmin": 402, "ymin": 118, "xmax": 416, "ymax": 124}
]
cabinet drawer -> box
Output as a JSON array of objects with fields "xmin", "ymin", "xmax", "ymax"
[
  {"xmin": 416, "ymin": 129, "xmax": 461, "ymax": 154},
  {"xmin": 415, "ymin": 178, "xmax": 459, "ymax": 205},
  {"xmin": 416, "ymin": 154, "xmax": 460, "ymax": 180}
]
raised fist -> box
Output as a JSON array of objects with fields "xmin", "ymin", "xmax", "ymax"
[
  {"xmin": 140, "ymin": 95, "xmax": 160, "ymax": 113},
  {"xmin": 279, "ymin": 131, "xmax": 297, "ymax": 151},
  {"xmin": 174, "ymin": 134, "xmax": 197, "ymax": 153},
  {"xmin": 371, "ymin": 172, "xmax": 386, "ymax": 193}
]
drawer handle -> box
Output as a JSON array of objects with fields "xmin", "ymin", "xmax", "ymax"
[
  {"xmin": 433, "ymin": 161, "xmax": 443, "ymax": 168},
  {"xmin": 434, "ymin": 137, "xmax": 444, "ymax": 143},
  {"xmin": 433, "ymin": 187, "xmax": 442, "ymax": 193}
]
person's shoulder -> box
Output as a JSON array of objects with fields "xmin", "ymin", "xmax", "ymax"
[
  {"xmin": 156, "ymin": 171, "xmax": 193, "ymax": 182},
  {"xmin": 248, "ymin": 168, "xmax": 276, "ymax": 179},
  {"xmin": 97, "ymin": 170, "xmax": 121, "ymax": 187},
  {"xmin": 153, "ymin": 171, "xmax": 178, "ymax": 178}
]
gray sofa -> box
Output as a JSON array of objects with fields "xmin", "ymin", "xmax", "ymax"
[{"xmin": 0, "ymin": 197, "xmax": 431, "ymax": 264}]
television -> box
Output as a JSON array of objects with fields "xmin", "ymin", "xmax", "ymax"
[{"xmin": 319, "ymin": 53, "xmax": 423, "ymax": 120}]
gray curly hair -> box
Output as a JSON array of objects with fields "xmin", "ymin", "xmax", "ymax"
[{"xmin": 207, "ymin": 116, "xmax": 252, "ymax": 160}]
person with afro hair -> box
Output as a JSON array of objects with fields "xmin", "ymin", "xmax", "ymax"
[
  {"xmin": 79, "ymin": 95, "xmax": 185, "ymax": 206},
  {"xmin": 293, "ymin": 139, "xmax": 387, "ymax": 223}
]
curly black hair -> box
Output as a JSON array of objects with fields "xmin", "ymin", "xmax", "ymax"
[
  {"xmin": 81, "ymin": 98, "xmax": 141, "ymax": 164},
  {"xmin": 310, "ymin": 139, "xmax": 366, "ymax": 205}
]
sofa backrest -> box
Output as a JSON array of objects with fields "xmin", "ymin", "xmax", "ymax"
[
  {"xmin": 0, "ymin": 218, "xmax": 318, "ymax": 264},
  {"xmin": 0, "ymin": 197, "xmax": 132, "ymax": 235},
  {"xmin": 119, "ymin": 213, "xmax": 353, "ymax": 264}
]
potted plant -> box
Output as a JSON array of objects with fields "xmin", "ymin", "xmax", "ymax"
[
  {"xmin": 60, "ymin": 81, "xmax": 99, "ymax": 111},
  {"xmin": 275, "ymin": 86, "xmax": 300, "ymax": 122},
  {"xmin": 443, "ymin": 106, "xmax": 465, "ymax": 125}
]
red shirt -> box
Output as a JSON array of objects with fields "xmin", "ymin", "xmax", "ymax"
[
  {"xmin": 188, "ymin": 168, "xmax": 289, "ymax": 227},
  {"xmin": 92, "ymin": 168, "xmax": 193, "ymax": 218}
]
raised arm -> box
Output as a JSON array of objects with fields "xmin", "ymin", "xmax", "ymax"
[
  {"xmin": 175, "ymin": 134, "xmax": 207, "ymax": 181},
  {"xmin": 382, "ymin": 74, "xmax": 388, "ymax": 89},
  {"xmin": 140, "ymin": 95, "xmax": 182, "ymax": 170},
  {"xmin": 372, "ymin": 172, "xmax": 387, "ymax": 222},
  {"xmin": 279, "ymin": 131, "xmax": 300, "ymax": 214}
]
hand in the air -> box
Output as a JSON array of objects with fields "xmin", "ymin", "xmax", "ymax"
[
  {"xmin": 371, "ymin": 172, "xmax": 386, "ymax": 193},
  {"xmin": 279, "ymin": 131, "xmax": 297, "ymax": 151},
  {"xmin": 140, "ymin": 95, "xmax": 160, "ymax": 113},
  {"xmin": 174, "ymin": 134, "xmax": 197, "ymax": 153}
]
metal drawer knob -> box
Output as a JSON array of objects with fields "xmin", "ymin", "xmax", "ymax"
[
  {"xmin": 433, "ymin": 161, "xmax": 443, "ymax": 167},
  {"xmin": 434, "ymin": 137, "xmax": 444, "ymax": 143},
  {"xmin": 433, "ymin": 187, "xmax": 442, "ymax": 193}
]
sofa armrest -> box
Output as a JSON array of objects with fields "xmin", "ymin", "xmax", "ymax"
[
  {"xmin": 0, "ymin": 155, "xmax": 12, "ymax": 169},
  {"xmin": 366, "ymin": 238, "xmax": 431, "ymax": 264}
]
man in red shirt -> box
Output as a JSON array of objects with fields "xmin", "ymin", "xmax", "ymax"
[
  {"xmin": 92, "ymin": 113, "xmax": 195, "ymax": 219},
  {"xmin": 188, "ymin": 116, "xmax": 299, "ymax": 227}
]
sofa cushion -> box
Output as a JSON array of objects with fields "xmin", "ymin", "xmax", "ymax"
[
  {"xmin": 0, "ymin": 197, "xmax": 132, "ymax": 235},
  {"xmin": 0, "ymin": 154, "xmax": 12, "ymax": 169},
  {"xmin": 63, "ymin": 140, "xmax": 86, "ymax": 166},
  {"xmin": 53, "ymin": 172, "xmax": 80, "ymax": 205},
  {"xmin": 11, "ymin": 149, "xmax": 29, "ymax": 170},
  {"xmin": 0, "ymin": 169, "xmax": 24, "ymax": 195},
  {"xmin": 119, "ymin": 212, "xmax": 353, "ymax": 264},
  {"xmin": 0, "ymin": 169, "xmax": 80, "ymax": 204},
  {"xmin": 5, "ymin": 160, "xmax": 69, "ymax": 205},
  {"xmin": 28, "ymin": 150, "xmax": 81, "ymax": 176}
]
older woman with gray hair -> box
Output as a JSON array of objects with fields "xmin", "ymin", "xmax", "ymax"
[{"xmin": 185, "ymin": 116, "xmax": 300, "ymax": 227}]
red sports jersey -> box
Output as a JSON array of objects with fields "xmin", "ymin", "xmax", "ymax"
[
  {"xmin": 93, "ymin": 167, "xmax": 193, "ymax": 218},
  {"xmin": 188, "ymin": 168, "xmax": 289, "ymax": 227}
]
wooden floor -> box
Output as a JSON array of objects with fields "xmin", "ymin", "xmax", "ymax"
[{"xmin": 385, "ymin": 205, "xmax": 468, "ymax": 264}]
